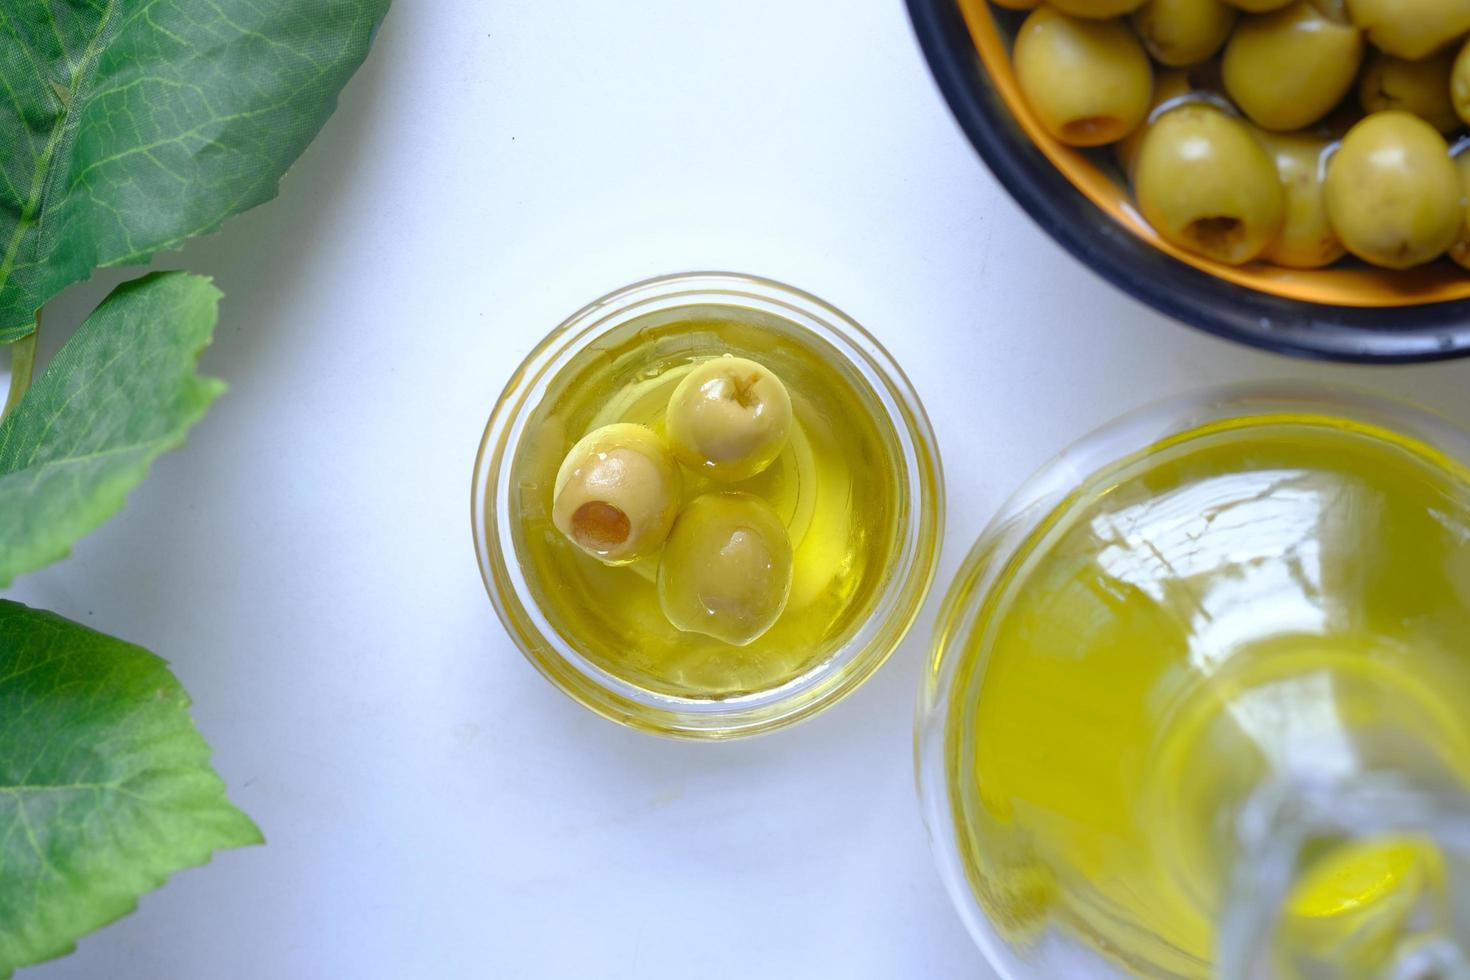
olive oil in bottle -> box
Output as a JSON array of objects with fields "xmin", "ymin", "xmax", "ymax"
[{"xmin": 943, "ymin": 414, "xmax": 1470, "ymax": 977}]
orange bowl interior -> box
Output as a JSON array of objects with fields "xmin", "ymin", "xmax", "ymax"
[{"xmin": 959, "ymin": 0, "xmax": 1470, "ymax": 309}]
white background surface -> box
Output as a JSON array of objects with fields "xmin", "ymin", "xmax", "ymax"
[{"xmin": 9, "ymin": 1, "xmax": 1470, "ymax": 977}]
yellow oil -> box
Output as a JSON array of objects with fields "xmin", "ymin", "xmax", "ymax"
[
  {"xmin": 509, "ymin": 307, "xmax": 905, "ymax": 699},
  {"xmin": 944, "ymin": 415, "xmax": 1470, "ymax": 976}
]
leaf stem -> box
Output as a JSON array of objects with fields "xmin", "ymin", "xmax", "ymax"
[{"xmin": 3, "ymin": 314, "xmax": 39, "ymax": 423}]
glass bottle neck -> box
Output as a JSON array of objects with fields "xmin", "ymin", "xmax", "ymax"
[
  {"xmin": 1139, "ymin": 627, "xmax": 1470, "ymax": 977},
  {"xmin": 1217, "ymin": 772, "xmax": 1470, "ymax": 979}
]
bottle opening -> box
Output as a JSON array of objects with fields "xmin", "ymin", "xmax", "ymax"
[
  {"xmin": 1222, "ymin": 779, "xmax": 1470, "ymax": 980},
  {"xmin": 1278, "ymin": 834, "xmax": 1459, "ymax": 977}
]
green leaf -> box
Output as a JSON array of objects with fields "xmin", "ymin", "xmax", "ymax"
[
  {"xmin": 0, "ymin": 0, "xmax": 391, "ymax": 342},
  {"xmin": 0, "ymin": 271, "xmax": 224, "ymax": 587},
  {"xmin": 0, "ymin": 600, "xmax": 261, "ymax": 978}
]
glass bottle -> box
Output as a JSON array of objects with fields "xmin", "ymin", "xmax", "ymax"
[{"xmin": 918, "ymin": 385, "xmax": 1470, "ymax": 978}]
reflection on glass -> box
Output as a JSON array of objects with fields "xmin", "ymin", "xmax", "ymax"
[{"xmin": 939, "ymin": 412, "xmax": 1470, "ymax": 978}]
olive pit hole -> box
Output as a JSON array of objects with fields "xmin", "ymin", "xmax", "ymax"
[
  {"xmin": 571, "ymin": 501, "xmax": 631, "ymax": 550},
  {"xmin": 729, "ymin": 372, "xmax": 763, "ymax": 409},
  {"xmin": 1185, "ymin": 216, "xmax": 1245, "ymax": 253}
]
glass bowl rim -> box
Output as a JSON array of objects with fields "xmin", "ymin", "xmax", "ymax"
[{"xmin": 472, "ymin": 271, "xmax": 946, "ymax": 739}]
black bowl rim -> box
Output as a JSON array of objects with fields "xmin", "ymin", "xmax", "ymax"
[{"xmin": 906, "ymin": 0, "xmax": 1470, "ymax": 365}]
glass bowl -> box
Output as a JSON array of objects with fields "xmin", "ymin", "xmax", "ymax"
[
  {"xmin": 473, "ymin": 272, "xmax": 944, "ymax": 739},
  {"xmin": 916, "ymin": 383, "xmax": 1470, "ymax": 976},
  {"xmin": 906, "ymin": 0, "xmax": 1470, "ymax": 363}
]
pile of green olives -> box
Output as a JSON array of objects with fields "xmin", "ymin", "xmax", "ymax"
[
  {"xmin": 1002, "ymin": 0, "xmax": 1470, "ymax": 271},
  {"xmin": 551, "ymin": 355, "xmax": 796, "ymax": 646}
]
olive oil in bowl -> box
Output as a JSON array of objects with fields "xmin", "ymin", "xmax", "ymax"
[
  {"xmin": 513, "ymin": 311, "xmax": 898, "ymax": 699},
  {"xmin": 475, "ymin": 274, "xmax": 942, "ymax": 737}
]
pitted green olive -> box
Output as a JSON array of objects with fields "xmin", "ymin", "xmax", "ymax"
[
  {"xmin": 1360, "ymin": 50, "xmax": 1459, "ymax": 134},
  {"xmin": 1222, "ymin": 2, "xmax": 1364, "ymax": 132},
  {"xmin": 657, "ymin": 493, "xmax": 794, "ymax": 646},
  {"xmin": 1014, "ymin": 7, "xmax": 1153, "ymax": 147},
  {"xmin": 1132, "ymin": 0, "xmax": 1237, "ymax": 66},
  {"xmin": 553, "ymin": 423, "xmax": 681, "ymax": 565},
  {"xmin": 1450, "ymin": 150, "xmax": 1470, "ymax": 270},
  {"xmin": 1453, "ymin": 37, "xmax": 1470, "ymax": 128},
  {"xmin": 1345, "ymin": 0, "xmax": 1470, "ymax": 60},
  {"xmin": 1134, "ymin": 104, "xmax": 1284, "ymax": 264},
  {"xmin": 1049, "ymin": 0, "xmax": 1149, "ymax": 17},
  {"xmin": 1325, "ymin": 111, "xmax": 1462, "ymax": 269},
  {"xmin": 1258, "ymin": 131, "xmax": 1346, "ymax": 268},
  {"xmin": 1116, "ymin": 69, "xmax": 1193, "ymax": 179},
  {"xmin": 665, "ymin": 356, "xmax": 792, "ymax": 483}
]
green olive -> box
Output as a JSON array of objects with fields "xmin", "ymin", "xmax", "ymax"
[
  {"xmin": 1345, "ymin": 0, "xmax": 1470, "ymax": 59},
  {"xmin": 657, "ymin": 493, "xmax": 794, "ymax": 646},
  {"xmin": 1325, "ymin": 112, "xmax": 1462, "ymax": 269},
  {"xmin": 553, "ymin": 423, "xmax": 681, "ymax": 565},
  {"xmin": 1223, "ymin": 0, "xmax": 1294, "ymax": 11},
  {"xmin": 1134, "ymin": 104, "xmax": 1284, "ymax": 264},
  {"xmin": 665, "ymin": 356, "xmax": 792, "ymax": 483},
  {"xmin": 1116, "ymin": 69, "xmax": 1193, "ymax": 179},
  {"xmin": 1049, "ymin": 0, "xmax": 1148, "ymax": 17},
  {"xmin": 1453, "ymin": 37, "xmax": 1470, "ymax": 128},
  {"xmin": 1013, "ymin": 7, "xmax": 1153, "ymax": 147},
  {"xmin": 993, "ymin": 0, "xmax": 1041, "ymax": 7},
  {"xmin": 1450, "ymin": 150, "xmax": 1470, "ymax": 270},
  {"xmin": 1360, "ymin": 50, "xmax": 1459, "ymax": 134},
  {"xmin": 1132, "ymin": 0, "xmax": 1237, "ymax": 66},
  {"xmin": 1222, "ymin": 2, "xmax": 1364, "ymax": 132},
  {"xmin": 1258, "ymin": 131, "xmax": 1346, "ymax": 268}
]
